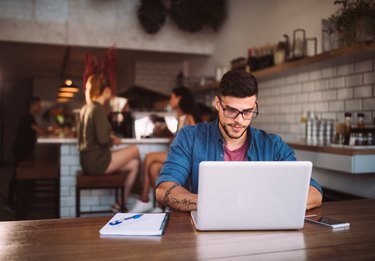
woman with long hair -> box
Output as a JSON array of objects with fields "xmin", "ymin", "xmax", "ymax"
[
  {"xmin": 78, "ymin": 74, "xmax": 140, "ymax": 211},
  {"xmin": 130, "ymin": 86, "xmax": 200, "ymax": 213}
]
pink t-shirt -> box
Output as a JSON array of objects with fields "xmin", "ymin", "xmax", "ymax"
[{"xmin": 224, "ymin": 136, "xmax": 249, "ymax": 161}]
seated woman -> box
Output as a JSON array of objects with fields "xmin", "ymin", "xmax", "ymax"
[
  {"xmin": 130, "ymin": 86, "xmax": 201, "ymax": 213},
  {"xmin": 78, "ymin": 74, "xmax": 140, "ymax": 212}
]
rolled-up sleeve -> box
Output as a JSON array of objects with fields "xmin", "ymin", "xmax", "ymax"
[{"xmin": 156, "ymin": 127, "xmax": 193, "ymax": 188}]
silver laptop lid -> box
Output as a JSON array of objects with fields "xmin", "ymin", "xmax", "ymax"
[{"xmin": 194, "ymin": 161, "xmax": 312, "ymax": 230}]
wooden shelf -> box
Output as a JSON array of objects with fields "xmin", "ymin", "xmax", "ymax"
[
  {"xmin": 253, "ymin": 42, "xmax": 375, "ymax": 79},
  {"xmin": 193, "ymin": 42, "xmax": 375, "ymax": 94}
]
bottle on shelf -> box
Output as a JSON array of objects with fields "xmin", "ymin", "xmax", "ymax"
[
  {"xmin": 357, "ymin": 112, "xmax": 365, "ymax": 129},
  {"xmin": 344, "ymin": 112, "xmax": 352, "ymax": 145},
  {"xmin": 367, "ymin": 132, "xmax": 374, "ymax": 145}
]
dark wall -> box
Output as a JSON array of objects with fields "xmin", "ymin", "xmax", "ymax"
[
  {"xmin": 0, "ymin": 77, "xmax": 32, "ymax": 163},
  {"xmin": 0, "ymin": 78, "xmax": 3, "ymax": 164}
]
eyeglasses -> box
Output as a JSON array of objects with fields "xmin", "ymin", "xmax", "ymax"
[{"xmin": 218, "ymin": 97, "xmax": 259, "ymax": 120}]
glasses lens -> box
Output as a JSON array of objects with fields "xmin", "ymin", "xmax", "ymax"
[
  {"xmin": 220, "ymin": 98, "xmax": 258, "ymax": 120},
  {"xmin": 224, "ymin": 108, "xmax": 239, "ymax": 118},
  {"xmin": 243, "ymin": 112, "xmax": 256, "ymax": 120}
]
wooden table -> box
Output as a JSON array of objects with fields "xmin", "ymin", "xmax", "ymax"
[{"xmin": 1, "ymin": 199, "xmax": 374, "ymax": 260}]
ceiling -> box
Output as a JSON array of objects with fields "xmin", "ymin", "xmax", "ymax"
[{"xmin": 0, "ymin": 40, "xmax": 205, "ymax": 82}]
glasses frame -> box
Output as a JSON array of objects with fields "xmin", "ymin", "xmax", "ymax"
[{"xmin": 218, "ymin": 97, "xmax": 259, "ymax": 121}]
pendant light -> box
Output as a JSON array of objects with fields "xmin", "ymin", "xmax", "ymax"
[
  {"xmin": 56, "ymin": 47, "xmax": 79, "ymax": 102},
  {"xmin": 59, "ymin": 78, "xmax": 79, "ymax": 93}
]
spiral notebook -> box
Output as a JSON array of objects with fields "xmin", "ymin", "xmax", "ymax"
[{"xmin": 99, "ymin": 213, "xmax": 169, "ymax": 236}]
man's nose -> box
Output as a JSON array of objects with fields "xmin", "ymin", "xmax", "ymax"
[{"xmin": 234, "ymin": 112, "xmax": 245, "ymax": 122}]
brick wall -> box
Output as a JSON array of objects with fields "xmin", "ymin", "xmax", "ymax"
[
  {"xmin": 134, "ymin": 61, "xmax": 183, "ymax": 93},
  {"xmin": 254, "ymin": 55, "xmax": 375, "ymax": 142}
]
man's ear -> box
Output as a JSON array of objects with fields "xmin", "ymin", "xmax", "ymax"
[{"xmin": 214, "ymin": 96, "xmax": 219, "ymax": 111}]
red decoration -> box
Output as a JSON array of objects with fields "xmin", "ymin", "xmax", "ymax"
[{"xmin": 83, "ymin": 46, "xmax": 117, "ymax": 95}]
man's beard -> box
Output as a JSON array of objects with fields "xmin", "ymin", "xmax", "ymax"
[{"xmin": 219, "ymin": 119, "xmax": 248, "ymax": 139}]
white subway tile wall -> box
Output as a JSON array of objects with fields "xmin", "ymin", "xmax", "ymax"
[
  {"xmin": 59, "ymin": 143, "xmax": 168, "ymax": 218},
  {"xmin": 135, "ymin": 61, "xmax": 183, "ymax": 93},
  {"xmin": 254, "ymin": 56, "xmax": 375, "ymax": 142}
]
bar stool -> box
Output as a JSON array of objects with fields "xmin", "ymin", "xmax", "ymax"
[{"xmin": 75, "ymin": 171, "xmax": 126, "ymax": 217}]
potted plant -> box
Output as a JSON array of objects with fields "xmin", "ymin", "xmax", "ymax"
[{"xmin": 330, "ymin": 0, "xmax": 375, "ymax": 47}]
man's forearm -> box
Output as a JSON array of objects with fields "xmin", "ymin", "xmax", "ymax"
[
  {"xmin": 156, "ymin": 182, "xmax": 197, "ymax": 212},
  {"xmin": 306, "ymin": 186, "xmax": 323, "ymax": 210}
]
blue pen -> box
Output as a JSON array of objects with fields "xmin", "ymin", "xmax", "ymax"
[{"xmin": 109, "ymin": 214, "xmax": 143, "ymax": 226}]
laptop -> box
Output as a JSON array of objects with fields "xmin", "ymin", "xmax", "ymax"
[{"xmin": 191, "ymin": 161, "xmax": 312, "ymax": 231}]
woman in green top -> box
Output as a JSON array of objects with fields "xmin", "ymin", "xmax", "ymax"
[{"xmin": 78, "ymin": 74, "xmax": 140, "ymax": 211}]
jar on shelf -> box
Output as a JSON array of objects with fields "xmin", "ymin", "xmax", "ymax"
[
  {"xmin": 344, "ymin": 112, "xmax": 352, "ymax": 145},
  {"xmin": 357, "ymin": 112, "xmax": 365, "ymax": 129},
  {"xmin": 367, "ymin": 132, "xmax": 373, "ymax": 145}
]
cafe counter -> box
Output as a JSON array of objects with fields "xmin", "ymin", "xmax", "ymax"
[
  {"xmin": 288, "ymin": 141, "xmax": 375, "ymax": 199},
  {"xmin": 38, "ymin": 137, "xmax": 170, "ymax": 218}
]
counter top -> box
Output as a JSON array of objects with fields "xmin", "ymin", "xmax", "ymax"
[
  {"xmin": 38, "ymin": 137, "xmax": 170, "ymax": 144},
  {"xmin": 288, "ymin": 141, "xmax": 375, "ymax": 156}
]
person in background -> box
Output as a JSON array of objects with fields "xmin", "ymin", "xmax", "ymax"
[
  {"xmin": 149, "ymin": 114, "xmax": 173, "ymax": 138},
  {"xmin": 108, "ymin": 101, "xmax": 134, "ymax": 138},
  {"xmin": 129, "ymin": 86, "xmax": 201, "ymax": 213},
  {"xmin": 12, "ymin": 96, "xmax": 47, "ymax": 163},
  {"xmin": 8, "ymin": 96, "xmax": 49, "ymax": 209},
  {"xmin": 155, "ymin": 70, "xmax": 323, "ymax": 212},
  {"xmin": 78, "ymin": 74, "xmax": 140, "ymax": 212}
]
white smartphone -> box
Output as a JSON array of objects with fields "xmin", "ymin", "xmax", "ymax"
[{"xmin": 305, "ymin": 216, "xmax": 350, "ymax": 229}]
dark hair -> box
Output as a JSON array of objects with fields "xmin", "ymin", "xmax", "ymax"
[
  {"xmin": 29, "ymin": 96, "xmax": 41, "ymax": 107},
  {"xmin": 172, "ymin": 86, "xmax": 201, "ymax": 123},
  {"xmin": 218, "ymin": 70, "xmax": 258, "ymax": 98}
]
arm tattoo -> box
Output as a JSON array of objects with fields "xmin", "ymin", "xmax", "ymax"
[
  {"xmin": 163, "ymin": 184, "xmax": 197, "ymax": 210},
  {"xmin": 163, "ymin": 184, "xmax": 179, "ymax": 205}
]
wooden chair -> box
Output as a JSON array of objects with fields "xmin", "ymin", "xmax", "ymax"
[
  {"xmin": 15, "ymin": 144, "xmax": 60, "ymax": 220},
  {"xmin": 75, "ymin": 171, "xmax": 126, "ymax": 217}
]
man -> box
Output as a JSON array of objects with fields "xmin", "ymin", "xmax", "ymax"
[
  {"xmin": 155, "ymin": 70, "xmax": 323, "ymax": 211},
  {"xmin": 9, "ymin": 96, "xmax": 47, "ymax": 210},
  {"xmin": 12, "ymin": 96, "xmax": 46, "ymax": 163}
]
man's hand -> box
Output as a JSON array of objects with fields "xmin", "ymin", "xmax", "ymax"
[
  {"xmin": 156, "ymin": 182, "xmax": 197, "ymax": 212},
  {"xmin": 306, "ymin": 186, "xmax": 323, "ymax": 210}
]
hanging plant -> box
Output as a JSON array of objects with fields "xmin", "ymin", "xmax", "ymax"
[
  {"xmin": 170, "ymin": 0, "xmax": 227, "ymax": 33},
  {"xmin": 136, "ymin": 0, "xmax": 227, "ymax": 34},
  {"xmin": 199, "ymin": 0, "xmax": 227, "ymax": 32},
  {"xmin": 137, "ymin": 0, "xmax": 168, "ymax": 34},
  {"xmin": 170, "ymin": 0, "xmax": 203, "ymax": 32},
  {"xmin": 330, "ymin": 0, "xmax": 375, "ymax": 47}
]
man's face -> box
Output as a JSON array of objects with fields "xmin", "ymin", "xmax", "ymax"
[
  {"xmin": 31, "ymin": 101, "xmax": 42, "ymax": 115},
  {"xmin": 215, "ymin": 95, "xmax": 257, "ymax": 140}
]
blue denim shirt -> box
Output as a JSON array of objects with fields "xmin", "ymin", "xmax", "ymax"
[{"xmin": 156, "ymin": 120, "xmax": 322, "ymax": 194}]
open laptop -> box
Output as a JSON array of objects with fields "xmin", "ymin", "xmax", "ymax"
[{"xmin": 191, "ymin": 161, "xmax": 312, "ymax": 231}]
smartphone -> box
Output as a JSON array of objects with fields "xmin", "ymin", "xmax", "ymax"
[{"xmin": 305, "ymin": 216, "xmax": 350, "ymax": 229}]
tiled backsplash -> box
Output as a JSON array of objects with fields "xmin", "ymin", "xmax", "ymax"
[
  {"xmin": 254, "ymin": 56, "xmax": 375, "ymax": 142},
  {"xmin": 135, "ymin": 61, "xmax": 183, "ymax": 94}
]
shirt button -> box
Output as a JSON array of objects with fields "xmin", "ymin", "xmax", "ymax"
[{"xmin": 220, "ymin": 154, "xmax": 223, "ymax": 157}]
